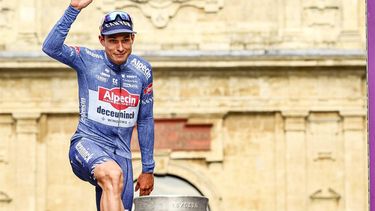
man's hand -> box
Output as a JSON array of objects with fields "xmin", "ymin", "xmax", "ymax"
[
  {"xmin": 70, "ymin": 0, "xmax": 93, "ymax": 10},
  {"xmin": 135, "ymin": 173, "xmax": 154, "ymax": 196}
]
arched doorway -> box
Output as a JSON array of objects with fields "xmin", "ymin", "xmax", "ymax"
[{"xmin": 151, "ymin": 174, "xmax": 204, "ymax": 196}]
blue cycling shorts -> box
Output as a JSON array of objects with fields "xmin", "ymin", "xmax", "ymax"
[{"xmin": 69, "ymin": 138, "xmax": 134, "ymax": 211}]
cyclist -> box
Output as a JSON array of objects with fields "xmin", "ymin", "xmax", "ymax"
[{"xmin": 42, "ymin": 0, "xmax": 155, "ymax": 210}]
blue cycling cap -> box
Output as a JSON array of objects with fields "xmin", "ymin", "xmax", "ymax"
[{"xmin": 100, "ymin": 11, "xmax": 136, "ymax": 35}]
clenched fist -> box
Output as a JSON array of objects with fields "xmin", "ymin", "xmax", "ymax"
[{"xmin": 135, "ymin": 173, "xmax": 154, "ymax": 196}]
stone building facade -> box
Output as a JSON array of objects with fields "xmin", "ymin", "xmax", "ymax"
[{"xmin": 0, "ymin": 0, "xmax": 367, "ymax": 211}]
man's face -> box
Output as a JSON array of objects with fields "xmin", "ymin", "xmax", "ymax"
[{"xmin": 99, "ymin": 33, "xmax": 134, "ymax": 65}]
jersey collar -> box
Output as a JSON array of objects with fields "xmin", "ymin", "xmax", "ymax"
[{"xmin": 103, "ymin": 52, "xmax": 130, "ymax": 71}]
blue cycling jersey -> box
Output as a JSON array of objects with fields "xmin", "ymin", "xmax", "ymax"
[{"xmin": 42, "ymin": 6, "xmax": 155, "ymax": 173}]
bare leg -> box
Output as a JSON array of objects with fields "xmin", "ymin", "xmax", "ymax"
[
  {"xmin": 100, "ymin": 195, "xmax": 104, "ymax": 211},
  {"xmin": 94, "ymin": 160, "xmax": 125, "ymax": 211}
]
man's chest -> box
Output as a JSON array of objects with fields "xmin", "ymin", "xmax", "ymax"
[
  {"xmin": 86, "ymin": 64, "xmax": 143, "ymax": 95},
  {"xmin": 83, "ymin": 64, "xmax": 144, "ymax": 127}
]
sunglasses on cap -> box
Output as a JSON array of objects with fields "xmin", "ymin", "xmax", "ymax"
[
  {"xmin": 102, "ymin": 11, "xmax": 133, "ymax": 24},
  {"xmin": 100, "ymin": 11, "xmax": 136, "ymax": 35}
]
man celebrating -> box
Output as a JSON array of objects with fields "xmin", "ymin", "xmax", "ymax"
[{"xmin": 42, "ymin": 0, "xmax": 155, "ymax": 210}]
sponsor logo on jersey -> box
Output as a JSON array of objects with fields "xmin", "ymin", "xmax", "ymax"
[
  {"xmin": 112, "ymin": 78, "xmax": 118, "ymax": 85},
  {"xmin": 130, "ymin": 58, "xmax": 151, "ymax": 80},
  {"xmin": 142, "ymin": 96, "xmax": 153, "ymax": 105},
  {"xmin": 88, "ymin": 88, "xmax": 140, "ymax": 128},
  {"xmin": 85, "ymin": 48, "xmax": 103, "ymax": 59},
  {"xmin": 126, "ymin": 74, "xmax": 137, "ymax": 79},
  {"xmin": 123, "ymin": 83, "xmax": 138, "ymax": 89},
  {"xmin": 100, "ymin": 72, "xmax": 110, "ymax": 77},
  {"xmin": 80, "ymin": 97, "xmax": 87, "ymax": 121},
  {"xmin": 144, "ymin": 83, "xmax": 153, "ymax": 95},
  {"xmin": 96, "ymin": 75, "xmax": 108, "ymax": 82},
  {"xmin": 73, "ymin": 46, "xmax": 80, "ymax": 54},
  {"xmin": 98, "ymin": 87, "xmax": 140, "ymax": 110},
  {"xmin": 97, "ymin": 106, "xmax": 135, "ymax": 119},
  {"xmin": 69, "ymin": 46, "xmax": 80, "ymax": 55},
  {"xmin": 122, "ymin": 79, "xmax": 139, "ymax": 84}
]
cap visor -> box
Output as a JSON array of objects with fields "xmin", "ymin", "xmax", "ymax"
[{"xmin": 101, "ymin": 29, "xmax": 137, "ymax": 35}]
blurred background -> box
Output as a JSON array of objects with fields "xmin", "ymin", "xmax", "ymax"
[{"xmin": 0, "ymin": 0, "xmax": 367, "ymax": 210}]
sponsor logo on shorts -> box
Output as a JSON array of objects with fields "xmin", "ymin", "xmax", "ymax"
[{"xmin": 75, "ymin": 142, "xmax": 93, "ymax": 162}]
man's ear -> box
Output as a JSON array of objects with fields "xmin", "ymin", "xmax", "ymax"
[
  {"xmin": 99, "ymin": 35, "xmax": 105, "ymax": 47},
  {"xmin": 131, "ymin": 34, "xmax": 135, "ymax": 43}
]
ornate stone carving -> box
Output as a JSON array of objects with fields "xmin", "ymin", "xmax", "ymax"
[
  {"xmin": 303, "ymin": 0, "xmax": 340, "ymax": 27},
  {"xmin": 313, "ymin": 152, "xmax": 335, "ymax": 162},
  {"xmin": 0, "ymin": 191, "xmax": 12, "ymax": 203},
  {"xmin": 0, "ymin": 0, "xmax": 14, "ymax": 29},
  {"xmin": 302, "ymin": 0, "xmax": 340, "ymax": 44},
  {"xmin": 98, "ymin": 0, "xmax": 224, "ymax": 28},
  {"xmin": 0, "ymin": 1, "xmax": 13, "ymax": 49},
  {"xmin": 310, "ymin": 188, "xmax": 341, "ymax": 201}
]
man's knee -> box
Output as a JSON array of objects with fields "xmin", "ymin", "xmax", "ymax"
[{"xmin": 94, "ymin": 161, "xmax": 124, "ymax": 192}]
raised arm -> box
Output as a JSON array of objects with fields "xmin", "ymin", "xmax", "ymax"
[{"xmin": 42, "ymin": 0, "xmax": 93, "ymax": 67}]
